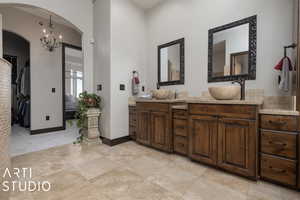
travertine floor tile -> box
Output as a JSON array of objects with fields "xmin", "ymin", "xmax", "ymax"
[
  {"xmin": 146, "ymin": 165, "xmax": 198, "ymax": 195},
  {"xmin": 74, "ymin": 157, "xmax": 120, "ymax": 180},
  {"xmin": 202, "ymin": 168, "xmax": 252, "ymax": 194},
  {"xmin": 183, "ymin": 177, "xmax": 247, "ymax": 200},
  {"xmin": 247, "ymin": 181, "xmax": 283, "ymax": 200},
  {"xmin": 125, "ymin": 155, "xmax": 170, "ymax": 178},
  {"xmin": 91, "ymin": 169, "xmax": 184, "ymax": 200},
  {"xmin": 170, "ymin": 155, "xmax": 208, "ymax": 177},
  {"xmin": 280, "ymin": 187, "xmax": 300, "ymax": 200},
  {"xmin": 10, "ymin": 142, "xmax": 299, "ymax": 200}
]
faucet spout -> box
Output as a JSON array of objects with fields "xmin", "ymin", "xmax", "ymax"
[{"xmin": 232, "ymin": 79, "xmax": 246, "ymax": 100}]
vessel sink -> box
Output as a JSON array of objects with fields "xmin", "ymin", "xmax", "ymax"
[{"xmin": 208, "ymin": 85, "xmax": 240, "ymax": 100}]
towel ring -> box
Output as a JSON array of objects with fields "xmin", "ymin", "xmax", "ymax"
[{"xmin": 284, "ymin": 43, "xmax": 297, "ymax": 57}]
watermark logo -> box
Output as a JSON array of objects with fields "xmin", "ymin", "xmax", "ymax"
[{"xmin": 1, "ymin": 168, "xmax": 51, "ymax": 192}]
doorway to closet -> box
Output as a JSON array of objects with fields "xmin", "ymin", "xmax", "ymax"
[{"xmin": 3, "ymin": 30, "xmax": 31, "ymax": 145}]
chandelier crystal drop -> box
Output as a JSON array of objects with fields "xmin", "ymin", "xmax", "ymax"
[{"xmin": 40, "ymin": 16, "xmax": 63, "ymax": 52}]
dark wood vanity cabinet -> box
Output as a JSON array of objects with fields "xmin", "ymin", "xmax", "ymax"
[
  {"xmin": 151, "ymin": 111, "xmax": 171, "ymax": 151},
  {"xmin": 136, "ymin": 102, "xmax": 172, "ymax": 152},
  {"xmin": 189, "ymin": 115, "xmax": 218, "ymax": 165},
  {"xmin": 136, "ymin": 110, "xmax": 151, "ymax": 145},
  {"xmin": 188, "ymin": 104, "xmax": 259, "ymax": 179},
  {"xmin": 173, "ymin": 109, "xmax": 188, "ymax": 155},
  {"xmin": 259, "ymin": 114, "xmax": 300, "ymax": 188},
  {"xmin": 129, "ymin": 106, "xmax": 137, "ymax": 140},
  {"xmin": 218, "ymin": 118, "xmax": 257, "ymax": 178}
]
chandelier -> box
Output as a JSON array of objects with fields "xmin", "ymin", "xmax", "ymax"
[{"xmin": 39, "ymin": 16, "xmax": 63, "ymax": 52}]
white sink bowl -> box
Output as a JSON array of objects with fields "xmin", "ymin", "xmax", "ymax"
[{"xmin": 208, "ymin": 85, "xmax": 240, "ymax": 100}]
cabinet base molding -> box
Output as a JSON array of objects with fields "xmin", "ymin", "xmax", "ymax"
[{"xmin": 101, "ymin": 136, "xmax": 131, "ymax": 146}]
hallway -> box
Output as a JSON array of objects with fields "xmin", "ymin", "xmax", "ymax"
[{"xmin": 10, "ymin": 124, "xmax": 79, "ymax": 157}]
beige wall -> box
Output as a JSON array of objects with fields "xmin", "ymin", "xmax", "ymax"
[
  {"xmin": 0, "ymin": 7, "xmax": 81, "ymax": 130},
  {"xmin": 94, "ymin": 0, "xmax": 148, "ymax": 139},
  {"xmin": 0, "ymin": 58, "xmax": 11, "ymax": 200},
  {"xmin": 146, "ymin": 0, "xmax": 295, "ymax": 97},
  {"xmin": 94, "ymin": 0, "xmax": 111, "ymax": 139}
]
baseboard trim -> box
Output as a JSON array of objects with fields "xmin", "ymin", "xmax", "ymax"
[
  {"xmin": 100, "ymin": 136, "xmax": 131, "ymax": 146},
  {"xmin": 30, "ymin": 127, "xmax": 65, "ymax": 135}
]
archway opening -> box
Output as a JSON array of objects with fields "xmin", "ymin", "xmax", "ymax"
[
  {"xmin": 0, "ymin": 4, "xmax": 83, "ymax": 156},
  {"xmin": 3, "ymin": 30, "xmax": 31, "ymax": 139}
]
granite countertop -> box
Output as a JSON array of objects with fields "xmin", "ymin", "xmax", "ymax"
[
  {"xmin": 135, "ymin": 98, "xmax": 186, "ymax": 103},
  {"xmin": 129, "ymin": 102, "xmax": 136, "ymax": 106},
  {"xmin": 133, "ymin": 97, "xmax": 263, "ymax": 105},
  {"xmin": 259, "ymin": 109, "xmax": 300, "ymax": 116},
  {"xmin": 172, "ymin": 105, "xmax": 188, "ymax": 110},
  {"xmin": 130, "ymin": 98, "xmax": 299, "ymax": 116},
  {"xmin": 186, "ymin": 97, "xmax": 264, "ymax": 106}
]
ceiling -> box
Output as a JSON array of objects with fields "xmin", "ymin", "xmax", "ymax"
[
  {"xmin": 131, "ymin": 0, "xmax": 164, "ymax": 10},
  {"xmin": 8, "ymin": 4, "xmax": 77, "ymax": 30}
]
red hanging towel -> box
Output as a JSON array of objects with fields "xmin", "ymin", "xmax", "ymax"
[
  {"xmin": 274, "ymin": 57, "xmax": 293, "ymax": 71},
  {"xmin": 134, "ymin": 77, "xmax": 140, "ymax": 84}
]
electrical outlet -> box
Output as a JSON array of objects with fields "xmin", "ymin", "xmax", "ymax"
[
  {"xmin": 120, "ymin": 84, "xmax": 125, "ymax": 91},
  {"xmin": 97, "ymin": 84, "xmax": 102, "ymax": 91},
  {"xmin": 46, "ymin": 116, "xmax": 50, "ymax": 121},
  {"xmin": 142, "ymin": 86, "xmax": 145, "ymax": 92}
]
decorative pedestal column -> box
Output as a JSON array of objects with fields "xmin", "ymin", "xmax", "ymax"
[{"xmin": 82, "ymin": 108, "xmax": 102, "ymax": 145}]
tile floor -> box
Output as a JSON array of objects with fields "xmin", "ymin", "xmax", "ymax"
[
  {"xmin": 10, "ymin": 124, "xmax": 79, "ymax": 157},
  {"xmin": 9, "ymin": 141, "xmax": 300, "ymax": 200}
]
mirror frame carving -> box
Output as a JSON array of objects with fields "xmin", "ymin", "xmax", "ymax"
[
  {"xmin": 208, "ymin": 15, "xmax": 257, "ymax": 83},
  {"xmin": 158, "ymin": 38, "xmax": 185, "ymax": 86}
]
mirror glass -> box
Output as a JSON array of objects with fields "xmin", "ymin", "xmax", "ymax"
[
  {"xmin": 212, "ymin": 24, "xmax": 249, "ymax": 77},
  {"xmin": 158, "ymin": 38, "xmax": 184, "ymax": 86},
  {"xmin": 160, "ymin": 44, "xmax": 181, "ymax": 82},
  {"xmin": 64, "ymin": 44, "xmax": 83, "ymax": 120}
]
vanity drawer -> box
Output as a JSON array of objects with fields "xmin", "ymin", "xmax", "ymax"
[
  {"xmin": 260, "ymin": 154, "xmax": 297, "ymax": 186},
  {"xmin": 174, "ymin": 136, "xmax": 188, "ymax": 155},
  {"xmin": 173, "ymin": 110, "xmax": 187, "ymax": 119},
  {"xmin": 136, "ymin": 102, "xmax": 169, "ymax": 112},
  {"xmin": 189, "ymin": 104, "xmax": 257, "ymax": 119},
  {"xmin": 260, "ymin": 115, "xmax": 299, "ymax": 132},
  {"xmin": 261, "ymin": 130, "xmax": 297, "ymax": 159},
  {"xmin": 129, "ymin": 125, "xmax": 136, "ymax": 139},
  {"xmin": 173, "ymin": 119, "xmax": 187, "ymax": 137},
  {"xmin": 129, "ymin": 112, "xmax": 136, "ymax": 126}
]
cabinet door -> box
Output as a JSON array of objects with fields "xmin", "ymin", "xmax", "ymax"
[
  {"xmin": 136, "ymin": 110, "xmax": 151, "ymax": 145},
  {"xmin": 150, "ymin": 111, "xmax": 171, "ymax": 152},
  {"xmin": 188, "ymin": 115, "xmax": 218, "ymax": 166},
  {"xmin": 298, "ymin": 126, "xmax": 300, "ymax": 189},
  {"xmin": 218, "ymin": 118, "xmax": 257, "ymax": 178},
  {"xmin": 129, "ymin": 108, "xmax": 136, "ymax": 140}
]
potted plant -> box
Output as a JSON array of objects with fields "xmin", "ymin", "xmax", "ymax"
[{"xmin": 74, "ymin": 91, "xmax": 102, "ymax": 144}]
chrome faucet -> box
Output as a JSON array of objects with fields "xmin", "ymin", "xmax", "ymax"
[{"xmin": 232, "ymin": 78, "xmax": 246, "ymax": 100}]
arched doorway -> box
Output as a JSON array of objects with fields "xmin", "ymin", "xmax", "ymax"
[
  {"xmin": 3, "ymin": 30, "xmax": 31, "ymax": 134},
  {"xmin": 0, "ymin": 4, "xmax": 82, "ymax": 156}
]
